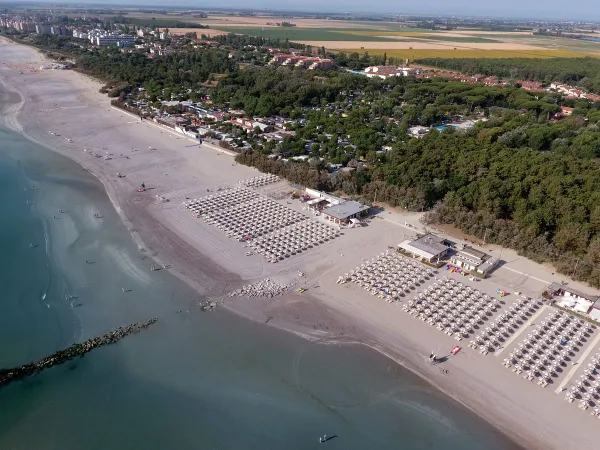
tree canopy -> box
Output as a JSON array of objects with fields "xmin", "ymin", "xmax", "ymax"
[{"xmin": 415, "ymin": 57, "xmax": 600, "ymax": 94}]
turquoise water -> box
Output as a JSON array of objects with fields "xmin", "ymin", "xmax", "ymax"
[{"xmin": 0, "ymin": 126, "xmax": 523, "ymax": 450}]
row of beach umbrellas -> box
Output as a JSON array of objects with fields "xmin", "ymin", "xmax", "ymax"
[{"xmin": 240, "ymin": 173, "xmax": 280, "ymax": 188}]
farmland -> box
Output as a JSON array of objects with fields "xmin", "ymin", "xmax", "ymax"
[
  {"xmin": 343, "ymin": 48, "xmax": 599, "ymax": 59},
  {"xmin": 202, "ymin": 19, "xmax": 600, "ymax": 57},
  {"xmin": 212, "ymin": 27, "xmax": 398, "ymax": 42},
  {"xmin": 414, "ymin": 36, "xmax": 501, "ymax": 43},
  {"xmin": 35, "ymin": 8, "xmax": 598, "ymax": 59}
]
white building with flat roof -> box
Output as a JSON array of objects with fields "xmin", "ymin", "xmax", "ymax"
[
  {"xmin": 450, "ymin": 245, "xmax": 499, "ymax": 277},
  {"xmin": 95, "ymin": 35, "xmax": 135, "ymax": 46},
  {"xmin": 321, "ymin": 201, "xmax": 369, "ymax": 224},
  {"xmin": 547, "ymin": 282, "xmax": 599, "ymax": 316},
  {"xmin": 398, "ymin": 234, "xmax": 449, "ymax": 263},
  {"xmin": 304, "ymin": 189, "xmax": 369, "ymax": 224}
]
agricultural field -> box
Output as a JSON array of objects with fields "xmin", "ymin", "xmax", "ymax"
[
  {"xmin": 212, "ymin": 26, "xmax": 399, "ymax": 42},
  {"xmin": 160, "ymin": 28, "xmax": 227, "ymax": 37},
  {"xmin": 344, "ymin": 48, "xmax": 599, "ymax": 60},
  {"xmin": 203, "ymin": 19, "xmax": 600, "ymax": 57},
  {"xmin": 340, "ymin": 30, "xmax": 502, "ymax": 42},
  {"xmin": 414, "ymin": 36, "xmax": 501, "ymax": 43},
  {"xmin": 70, "ymin": 10, "xmax": 600, "ymax": 58}
]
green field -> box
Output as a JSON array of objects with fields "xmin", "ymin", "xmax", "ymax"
[
  {"xmin": 344, "ymin": 48, "xmax": 600, "ymax": 59},
  {"xmin": 417, "ymin": 36, "xmax": 501, "ymax": 43},
  {"xmin": 214, "ymin": 27, "xmax": 398, "ymax": 41}
]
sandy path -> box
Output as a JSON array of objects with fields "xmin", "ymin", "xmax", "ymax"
[{"xmin": 1, "ymin": 36, "xmax": 600, "ymax": 450}]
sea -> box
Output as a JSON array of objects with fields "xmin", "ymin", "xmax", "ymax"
[{"xmin": 0, "ymin": 125, "xmax": 523, "ymax": 450}]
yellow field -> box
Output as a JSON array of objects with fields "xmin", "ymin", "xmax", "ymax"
[{"xmin": 340, "ymin": 48, "xmax": 600, "ymax": 59}]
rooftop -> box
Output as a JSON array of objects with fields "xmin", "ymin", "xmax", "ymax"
[
  {"xmin": 457, "ymin": 245, "xmax": 487, "ymax": 261},
  {"xmin": 548, "ymin": 282, "xmax": 600, "ymax": 303},
  {"xmin": 322, "ymin": 201, "xmax": 369, "ymax": 220},
  {"xmin": 402, "ymin": 233, "xmax": 448, "ymax": 257}
]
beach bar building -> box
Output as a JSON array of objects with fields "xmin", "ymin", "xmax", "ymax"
[
  {"xmin": 450, "ymin": 245, "xmax": 499, "ymax": 278},
  {"xmin": 321, "ymin": 201, "xmax": 370, "ymax": 225},
  {"xmin": 398, "ymin": 234, "xmax": 450, "ymax": 263},
  {"xmin": 589, "ymin": 299, "xmax": 600, "ymax": 322},
  {"xmin": 304, "ymin": 188, "xmax": 369, "ymax": 224},
  {"xmin": 547, "ymin": 282, "xmax": 599, "ymax": 315}
]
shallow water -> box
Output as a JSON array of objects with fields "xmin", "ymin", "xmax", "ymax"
[{"xmin": 0, "ymin": 126, "xmax": 522, "ymax": 450}]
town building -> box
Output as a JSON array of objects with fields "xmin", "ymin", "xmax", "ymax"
[
  {"xmin": 519, "ymin": 80, "xmax": 545, "ymax": 92},
  {"xmin": 269, "ymin": 54, "xmax": 335, "ymax": 70},
  {"xmin": 50, "ymin": 25, "xmax": 70, "ymax": 36},
  {"xmin": 86, "ymin": 29, "xmax": 136, "ymax": 46},
  {"xmin": 35, "ymin": 24, "xmax": 51, "ymax": 35},
  {"xmin": 95, "ymin": 35, "xmax": 136, "ymax": 46},
  {"xmin": 398, "ymin": 234, "xmax": 450, "ymax": 263}
]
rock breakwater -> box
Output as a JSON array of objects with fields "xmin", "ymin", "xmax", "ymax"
[{"xmin": 0, "ymin": 318, "xmax": 158, "ymax": 388}]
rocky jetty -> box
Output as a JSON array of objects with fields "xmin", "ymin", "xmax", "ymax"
[
  {"xmin": 227, "ymin": 278, "xmax": 295, "ymax": 299},
  {"xmin": 0, "ymin": 318, "xmax": 158, "ymax": 388}
]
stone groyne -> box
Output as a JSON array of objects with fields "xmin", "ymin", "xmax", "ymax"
[{"xmin": 0, "ymin": 318, "xmax": 158, "ymax": 388}]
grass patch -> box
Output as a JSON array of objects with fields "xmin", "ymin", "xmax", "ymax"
[
  {"xmin": 341, "ymin": 48, "xmax": 600, "ymax": 59},
  {"xmin": 214, "ymin": 27, "xmax": 398, "ymax": 41}
]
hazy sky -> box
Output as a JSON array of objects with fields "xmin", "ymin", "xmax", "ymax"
[{"xmin": 38, "ymin": 0, "xmax": 600, "ymax": 21}]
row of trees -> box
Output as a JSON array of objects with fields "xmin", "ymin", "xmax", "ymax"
[
  {"xmin": 415, "ymin": 57, "xmax": 600, "ymax": 94},
  {"xmin": 77, "ymin": 47, "xmax": 234, "ymax": 87},
  {"xmin": 234, "ymin": 152, "xmax": 430, "ymax": 211},
  {"xmin": 210, "ymin": 33, "xmax": 310, "ymax": 52}
]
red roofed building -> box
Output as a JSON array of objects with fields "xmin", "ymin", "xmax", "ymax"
[
  {"xmin": 560, "ymin": 106, "xmax": 574, "ymax": 116},
  {"xmin": 519, "ymin": 80, "xmax": 545, "ymax": 92}
]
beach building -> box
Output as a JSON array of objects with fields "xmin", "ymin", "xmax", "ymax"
[
  {"xmin": 398, "ymin": 234, "xmax": 450, "ymax": 263},
  {"xmin": 450, "ymin": 245, "xmax": 499, "ymax": 277},
  {"xmin": 304, "ymin": 189, "xmax": 369, "ymax": 224},
  {"xmin": 547, "ymin": 282, "xmax": 600, "ymax": 316},
  {"xmin": 321, "ymin": 201, "xmax": 369, "ymax": 224},
  {"xmin": 589, "ymin": 299, "xmax": 600, "ymax": 322}
]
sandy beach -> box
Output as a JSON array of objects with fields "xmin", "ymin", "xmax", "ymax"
[{"xmin": 1, "ymin": 36, "xmax": 600, "ymax": 449}]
